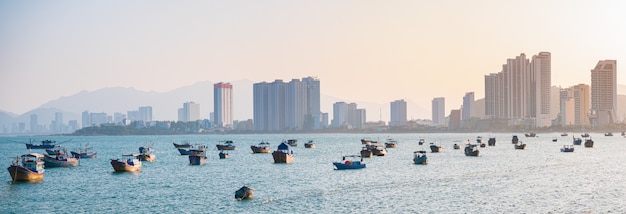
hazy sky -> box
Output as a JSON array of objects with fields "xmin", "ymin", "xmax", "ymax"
[{"xmin": 2, "ymin": 0, "xmax": 625, "ymax": 117}]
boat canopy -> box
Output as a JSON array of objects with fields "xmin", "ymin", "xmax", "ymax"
[{"xmin": 277, "ymin": 142, "xmax": 290, "ymax": 150}]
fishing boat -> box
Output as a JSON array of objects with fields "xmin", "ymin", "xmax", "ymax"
[
  {"xmin": 476, "ymin": 136, "xmax": 483, "ymax": 144},
  {"xmin": 138, "ymin": 146, "xmax": 156, "ymax": 162},
  {"xmin": 368, "ymin": 144, "xmax": 387, "ymax": 156},
  {"xmin": 604, "ymin": 132, "xmax": 613, "ymax": 137},
  {"xmin": 385, "ymin": 138, "xmax": 398, "ymax": 148},
  {"xmin": 26, "ymin": 139, "xmax": 57, "ymax": 149},
  {"xmin": 7, "ymin": 153, "xmax": 45, "ymax": 182},
  {"xmin": 552, "ymin": 138, "xmax": 558, "ymax": 142},
  {"xmin": 304, "ymin": 140, "xmax": 316, "ymax": 148},
  {"xmin": 572, "ymin": 137, "xmax": 582, "ymax": 145},
  {"xmin": 581, "ymin": 133, "xmax": 590, "ymax": 138},
  {"xmin": 70, "ymin": 144, "xmax": 97, "ymax": 159},
  {"xmin": 188, "ymin": 149, "xmax": 208, "ymax": 165},
  {"xmin": 43, "ymin": 151, "xmax": 79, "ymax": 168},
  {"xmin": 512, "ymin": 135, "xmax": 519, "ymax": 144},
  {"xmin": 524, "ymin": 133, "xmax": 536, "ymax": 137},
  {"xmin": 464, "ymin": 144, "xmax": 480, "ymax": 156},
  {"xmin": 272, "ymin": 142, "xmax": 294, "ymax": 163},
  {"xmin": 361, "ymin": 138, "xmax": 372, "ymax": 145},
  {"xmin": 561, "ymin": 133, "xmax": 568, "ymax": 137},
  {"xmin": 360, "ymin": 146, "xmax": 373, "ymax": 158},
  {"xmin": 235, "ymin": 185, "xmax": 254, "ymax": 200},
  {"xmin": 45, "ymin": 148, "xmax": 66, "ymax": 156},
  {"xmin": 173, "ymin": 141, "xmax": 193, "ymax": 148},
  {"xmin": 514, "ymin": 142, "xmax": 526, "ymax": 150},
  {"xmin": 178, "ymin": 144, "xmax": 206, "ymax": 155},
  {"xmin": 488, "ymin": 138, "xmax": 496, "ymax": 146},
  {"xmin": 418, "ymin": 139, "xmax": 425, "ymax": 145},
  {"xmin": 453, "ymin": 143, "xmax": 461, "ymax": 150},
  {"xmin": 251, "ymin": 142, "xmax": 271, "ymax": 153},
  {"xmin": 216, "ymin": 140, "xmax": 236, "ymax": 150},
  {"xmin": 561, "ymin": 145, "xmax": 575, "ymax": 152},
  {"xmin": 219, "ymin": 151, "xmax": 230, "ymax": 159},
  {"xmin": 333, "ymin": 155, "xmax": 366, "ymax": 170},
  {"xmin": 413, "ymin": 151, "xmax": 428, "ymax": 165},
  {"xmin": 110, "ymin": 154, "xmax": 142, "ymax": 172},
  {"xmin": 429, "ymin": 143, "xmax": 442, "ymax": 153},
  {"xmin": 584, "ymin": 138, "xmax": 594, "ymax": 148},
  {"xmin": 285, "ymin": 139, "xmax": 298, "ymax": 147}
]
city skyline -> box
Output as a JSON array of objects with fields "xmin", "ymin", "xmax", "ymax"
[{"xmin": 2, "ymin": 1, "xmax": 626, "ymax": 118}]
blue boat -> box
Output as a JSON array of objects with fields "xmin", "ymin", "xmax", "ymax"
[
  {"xmin": 178, "ymin": 144, "xmax": 206, "ymax": 155},
  {"xmin": 413, "ymin": 151, "xmax": 428, "ymax": 165},
  {"xmin": 216, "ymin": 141, "xmax": 236, "ymax": 150},
  {"xmin": 26, "ymin": 139, "xmax": 57, "ymax": 150},
  {"xmin": 219, "ymin": 151, "xmax": 229, "ymax": 159},
  {"xmin": 70, "ymin": 144, "xmax": 97, "ymax": 159},
  {"xmin": 573, "ymin": 137, "xmax": 582, "ymax": 145},
  {"xmin": 561, "ymin": 145, "xmax": 575, "ymax": 152},
  {"xmin": 188, "ymin": 150, "xmax": 207, "ymax": 165},
  {"xmin": 43, "ymin": 151, "xmax": 79, "ymax": 168},
  {"xmin": 333, "ymin": 155, "xmax": 365, "ymax": 170}
]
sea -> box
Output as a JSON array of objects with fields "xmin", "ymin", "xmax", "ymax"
[{"xmin": 1, "ymin": 133, "xmax": 625, "ymax": 213}]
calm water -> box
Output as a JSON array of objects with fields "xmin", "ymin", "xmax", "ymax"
[{"xmin": 1, "ymin": 133, "xmax": 626, "ymax": 213}]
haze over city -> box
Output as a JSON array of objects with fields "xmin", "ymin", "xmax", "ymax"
[{"xmin": 2, "ymin": 0, "xmax": 626, "ymax": 120}]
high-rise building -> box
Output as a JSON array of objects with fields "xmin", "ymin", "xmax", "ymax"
[
  {"xmin": 559, "ymin": 84, "xmax": 590, "ymax": 126},
  {"xmin": 138, "ymin": 106, "xmax": 152, "ymax": 122},
  {"xmin": 214, "ymin": 82, "xmax": 233, "ymax": 127},
  {"xmin": 82, "ymin": 111, "xmax": 90, "ymax": 128},
  {"xmin": 331, "ymin": 102, "xmax": 365, "ymax": 129},
  {"xmin": 462, "ymin": 92, "xmax": 474, "ymax": 121},
  {"xmin": 531, "ymin": 52, "xmax": 551, "ymax": 127},
  {"xmin": 286, "ymin": 79, "xmax": 306, "ymax": 130},
  {"xmin": 449, "ymin": 109, "xmax": 461, "ymax": 130},
  {"xmin": 30, "ymin": 114, "xmax": 38, "ymax": 133},
  {"xmin": 253, "ymin": 82, "xmax": 270, "ymax": 131},
  {"xmin": 178, "ymin": 102, "xmax": 200, "ymax": 122},
  {"xmin": 390, "ymin": 99, "xmax": 407, "ymax": 127},
  {"xmin": 590, "ymin": 60, "xmax": 617, "ymax": 127},
  {"xmin": 432, "ymin": 97, "xmax": 445, "ymax": 127},
  {"xmin": 302, "ymin": 77, "xmax": 322, "ymax": 129}
]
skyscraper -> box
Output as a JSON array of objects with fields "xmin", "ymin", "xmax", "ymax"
[
  {"xmin": 590, "ymin": 60, "xmax": 617, "ymax": 126},
  {"xmin": 560, "ymin": 84, "xmax": 590, "ymax": 126},
  {"xmin": 138, "ymin": 106, "xmax": 153, "ymax": 122},
  {"xmin": 302, "ymin": 77, "xmax": 322, "ymax": 129},
  {"xmin": 431, "ymin": 97, "xmax": 445, "ymax": 127},
  {"xmin": 253, "ymin": 82, "xmax": 270, "ymax": 131},
  {"xmin": 390, "ymin": 99, "xmax": 407, "ymax": 127},
  {"xmin": 462, "ymin": 92, "xmax": 474, "ymax": 121},
  {"xmin": 178, "ymin": 102, "xmax": 200, "ymax": 122},
  {"xmin": 30, "ymin": 114, "xmax": 38, "ymax": 133},
  {"xmin": 531, "ymin": 52, "xmax": 551, "ymax": 127},
  {"xmin": 214, "ymin": 82, "xmax": 233, "ymax": 127}
]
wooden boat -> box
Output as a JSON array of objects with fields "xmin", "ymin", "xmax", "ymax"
[
  {"xmin": 488, "ymin": 138, "xmax": 496, "ymax": 146},
  {"xmin": 524, "ymin": 133, "xmax": 536, "ymax": 137},
  {"xmin": 188, "ymin": 149, "xmax": 208, "ymax": 165},
  {"xmin": 235, "ymin": 185, "xmax": 254, "ymax": 200},
  {"xmin": 561, "ymin": 145, "xmax": 575, "ymax": 152},
  {"xmin": 514, "ymin": 142, "xmax": 526, "ymax": 150},
  {"xmin": 285, "ymin": 139, "xmax": 298, "ymax": 147},
  {"xmin": 561, "ymin": 133, "xmax": 568, "ymax": 137},
  {"xmin": 385, "ymin": 138, "xmax": 398, "ymax": 148},
  {"xmin": 453, "ymin": 143, "xmax": 461, "ymax": 150},
  {"xmin": 178, "ymin": 148, "xmax": 195, "ymax": 155},
  {"xmin": 304, "ymin": 140, "xmax": 316, "ymax": 148},
  {"xmin": 584, "ymin": 138, "xmax": 594, "ymax": 148},
  {"xmin": 219, "ymin": 151, "xmax": 230, "ymax": 159},
  {"xmin": 7, "ymin": 153, "xmax": 45, "ymax": 182},
  {"xmin": 480, "ymin": 143, "xmax": 486, "ymax": 148},
  {"xmin": 581, "ymin": 133, "xmax": 590, "ymax": 138},
  {"xmin": 173, "ymin": 142, "xmax": 193, "ymax": 148},
  {"xmin": 418, "ymin": 139, "xmax": 425, "ymax": 145},
  {"xmin": 464, "ymin": 144, "xmax": 480, "ymax": 156},
  {"xmin": 251, "ymin": 142, "xmax": 271, "ymax": 153},
  {"xmin": 552, "ymin": 138, "xmax": 558, "ymax": 142},
  {"xmin": 45, "ymin": 148, "xmax": 66, "ymax": 156},
  {"xmin": 572, "ymin": 137, "xmax": 582, "ymax": 145},
  {"xmin": 429, "ymin": 143, "xmax": 442, "ymax": 153},
  {"xmin": 360, "ymin": 146, "xmax": 373, "ymax": 158},
  {"xmin": 26, "ymin": 139, "xmax": 57, "ymax": 149},
  {"xmin": 413, "ymin": 151, "xmax": 428, "ymax": 165},
  {"xmin": 216, "ymin": 140, "xmax": 236, "ymax": 150},
  {"xmin": 604, "ymin": 132, "xmax": 613, "ymax": 136},
  {"xmin": 43, "ymin": 151, "xmax": 79, "ymax": 168},
  {"xmin": 361, "ymin": 138, "xmax": 372, "ymax": 145},
  {"xmin": 367, "ymin": 144, "xmax": 387, "ymax": 156},
  {"xmin": 333, "ymin": 155, "xmax": 366, "ymax": 170},
  {"xmin": 476, "ymin": 136, "xmax": 483, "ymax": 144},
  {"xmin": 272, "ymin": 142, "xmax": 294, "ymax": 163},
  {"xmin": 512, "ymin": 135, "xmax": 519, "ymax": 144},
  {"xmin": 138, "ymin": 146, "xmax": 156, "ymax": 162},
  {"xmin": 70, "ymin": 144, "xmax": 97, "ymax": 159},
  {"xmin": 110, "ymin": 154, "xmax": 142, "ymax": 172}
]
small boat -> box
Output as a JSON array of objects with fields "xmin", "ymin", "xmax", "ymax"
[
  {"xmin": 581, "ymin": 133, "xmax": 590, "ymax": 138},
  {"xmin": 413, "ymin": 151, "xmax": 428, "ymax": 165},
  {"xmin": 514, "ymin": 142, "xmax": 526, "ymax": 150},
  {"xmin": 480, "ymin": 143, "xmax": 486, "ymax": 148},
  {"xmin": 26, "ymin": 139, "xmax": 57, "ymax": 150},
  {"xmin": 219, "ymin": 151, "xmax": 230, "ymax": 159},
  {"xmin": 43, "ymin": 150, "xmax": 79, "ymax": 168},
  {"xmin": 453, "ymin": 143, "xmax": 461, "ymax": 150},
  {"xmin": 173, "ymin": 142, "xmax": 193, "ymax": 148},
  {"xmin": 488, "ymin": 138, "xmax": 496, "ymax": 146},
  {"xmin": 418, "ymin": 139, "xmax": 425, "ymax": 145},
  {"xmin": 188, "ymin": 150, "xmax": 208, "ymax": 165},
  {"xmin": 110, "ymin": 154, "xmax": 142, "ymax": 172},
  {"xmin": 368, "ymin": 144, "xmax": 387, "ymax": 156},
  {"xmin": 561, "ymin": 145, "xmax": 575, "ymax": 152},
  {"xmin": 251, "ymin": 142, "xmax": 271, "ymax": 153},
  {"xmin": 178, "ymin": 144, "xmax": 206, "ymax": 155},
  {"xmin": 138, "ymin": 146, "xmax": 156, "ymax": 162},
  {"xmin": 464, "ymin": 144, "xmax": 480, "ymax": 156},
  {"xmin": 333, "ymin": 155, "xmax": 366, "ymax": 170},
  {"xmin": 285, "ymin": 139, "xmax": 298, "ymax": 147},
  {"xmin": 384, "ymin": 138, "xmax": 398, "ymax": 148},
  {"xmin": 45, "ymin": 148, "xmax": 66, "ymax": 156},
  {"xmin": 429, "ymin": 143, "xmax": 442, "ymax": 153},
  {"xmin": 70, "ymin": 144, "xmax": 97, "ymax": 159},
  {"xmin": 584, "ymin": 138, "xmax": 594, "ymax": 148},
  {"xmin": 216, "ymin": 140, "xmax": 236, "ymax": 150},
  {"xmin": 235, "ymin": 185, "xmax": 254, "ymax": 200},
  {"xmin": 512, "ymin": 135, "xmax": 519, "ymax": 144},
  {"xmin": 272, "ymin": 142, "xmax": 294, "ymax": 163},
  {"xmin": 561, "ymin": 133, "xmax": 568, "ymax": 137},
  {"xmin": 573, "ymin": 137, "xmax": 582, "ymax": 145},
  {"xmin": 604, "ymin": 132, "xmax": 613, "ymax": 137},
  {"xmin": 476, "ymin": 136, "xmax": 483, "ymax": 144},
  {"xmin": 7, "ymin": 153, "xmax": 45, "ymax": 182},
  {"xmin": 361, "ymin": 138, "xmax": 372, "ymax": 145},
  {"xmin": 360, "ymin": 146, "xmax": 373, "ymax": 158},
  {"xmin": 304, "ymin": 140, "xmax": 316, "ymax": 148},
  {"xmin": 524, "ymin": 133, "xmax": 536, "ymax": 137}
]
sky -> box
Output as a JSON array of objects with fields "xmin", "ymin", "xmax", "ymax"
[{"xmin": 2, "ymin": 0, "xmax": 626, "ymax": 118}]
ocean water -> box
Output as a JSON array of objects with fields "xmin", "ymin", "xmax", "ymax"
[{"xmin": 1, "ymin": 133, "xmax": 625, "ymax": 213}]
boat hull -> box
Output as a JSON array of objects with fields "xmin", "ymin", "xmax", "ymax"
[
  {"xmin": 385, "ymin": 143, "xmax": 397, "ymax": 148},
  {"xmin": 43, "ymin": 156, "xmax": 79, "ymax": 167},
  {"xmin": 216, "ymin": 145, "xmax": 236, "ymax": 150},
  {"xmin": 178, "ymin": 148, "xmax": 194, "ymax": 155},
  {"xmin": 189, "ymin": 155, "xmax": 207, "ymax": 165},
  {"xmin": 561, "ymin": 148, "xmax": 575, "ymax": 152},
  {"xmin": 173, "ymin": 143, "xmax": 192, "ymax": 148},
  {"xmin": 360, "ymin": 149, "xmax": 372, "ymax": 158},
  {"xmin": 584, "ymin": 140, "xmax": 594, "ymax": 148},
  {"xmin": 304, "ymin": 143, "xmax": 316, "ymax": 148},
  {"xmin": 70, "ymin": 152, "xmax": 97, "ymax": 159},
  {"xmin": 333, "ymin": 162, "xmax": 366, "ymax": 170},
  {"xmin": 235, "ymin": 186, "xmax": 254, "ymax": 200},
  {"xmin": 413, "ymin": 156, "xmax": 428, "ymax": 165},
  {"xmin": 138, "ymin": 154, "xmax": 156, "ymax": 162},
  {"xmin": 219, "ymin": 152, "xmax": 229, "ymax": 159},
  {"xmin": 110, "ymin": 160, "xmax": 141, "ymax": 172},
  {"xmin": 514, "ymin": 144, "xmax": 526, "ymax": 150},
  {"xmin": 272, "ymin": 151, "xmax": 294, "ymax": 163},
  {"xmin": 7, "ymin": 166, "xmax": 44, "ymax": 182},
  {"xmin": 430, "ymin": 146, "xmax": 442, "ymax": 153},
  {"xmin": 251, "ymin": 146, "xmax": 271, "ymax": 153},
  {"xmin": 25, "ymin": 144, "xmax": 56, "ymax": 150}
]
